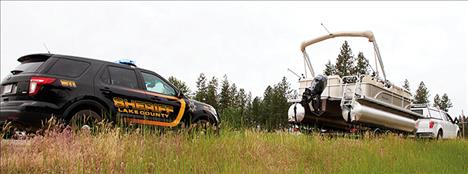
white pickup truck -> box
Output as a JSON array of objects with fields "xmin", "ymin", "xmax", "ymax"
[{"xmin": 411, "ymin": 105, "xmax": 460, "ymax": 139}]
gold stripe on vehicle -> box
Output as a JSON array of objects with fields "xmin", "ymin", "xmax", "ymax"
[{"xmin": 125, "ymin": 99, "xmax": 186, "ymax": 127}]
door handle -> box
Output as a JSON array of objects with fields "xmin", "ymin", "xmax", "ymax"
[{"xmin": 100, "ymin": 87, "xmax": 112, "ymax": 94}]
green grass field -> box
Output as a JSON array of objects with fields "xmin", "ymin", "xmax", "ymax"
[{"xmin": 1, "ymin": 127, "xmax": 467, "ymax": 174}]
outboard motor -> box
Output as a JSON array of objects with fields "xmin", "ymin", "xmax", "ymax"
[{"xmin": 301, "ymin": 75, "xmax": 327, "ymax": 113}]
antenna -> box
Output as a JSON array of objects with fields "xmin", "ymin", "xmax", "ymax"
[
  {"xmin": 287, "ymin": 68, "xmax": 302, "ymax": 81},
  {"xmin": 321, "ymin": 23, "xmax": 332, "ymax": 35},
  {"xmin": 43, "ymin": 43, "xmax": 51, "ymax": 54},
  {"xmin": 365, "ymin": 58, "xmax": 376, "ymax": 75}
]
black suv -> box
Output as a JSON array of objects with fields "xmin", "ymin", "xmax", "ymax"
[{"xmin": 0, "ymin": 53, "xmax": 219, "ymax": 130}]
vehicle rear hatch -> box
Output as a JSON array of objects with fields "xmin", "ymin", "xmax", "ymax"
[
  {"xmin": 416, "ymin": 119, "xmax": 438, "ymax": 133},
  {"xmin": 1, "ymin": 54, "xmax": 53, "ymax": 101},
  {"xmin": 417, "ymin": 119, "xmax": 431, "ymax": 129}
]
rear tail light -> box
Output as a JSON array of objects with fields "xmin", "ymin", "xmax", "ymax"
[
  {"xmin": 29, "ymin": 77, "xmax": 56, "ymax": 96},
  {"xmin": 429, "ymin": 121, "xmax": 435, "ymax": 129}
]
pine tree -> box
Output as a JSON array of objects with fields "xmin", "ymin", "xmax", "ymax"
[
  {"xmin": 236, "ymin": 88, "xmax": 248, "ymax": 126},
  {"xmin": 353, "ymin": 52, "xmax": 370, "ymax": 75},
  {"xmin": 440, "ymin": 93, "xmax": 453, "ymax": 112},
  {"xmin": 261, "ymin": 86, "xmax": 274, "ymax": 130},
  {"xmin": 403, "ymin": 79, "xmax": 410, "ymax": 91},
  {"xmin": 250, "ymin": 96, "xmax": 263, "ymax": 127},
  {"xmin": 271, "ymin": 77, "xmax": 291, "ymax": 130},
  {"xmin": 433, "ymin": 94, "xmax": 441, "ymax": 108},
  {"xmin": 219, "ymin": 75, "xmax": 231, "ymax": 113},
  {"xmin": 324, "ymin": 60, "xmax": 337, "ymax": 76},
  {"xmin": 414, "ymin": 81, "xmax": 430, "ymax": 104},
  {"xmin": 168, "ymin": 76, "xmax": 191, "ymax": 97},
  {"xmin": 229, "ymin": 83, "xmax": 238, "ymax": 107},
  {"xmin": 258, "ymin": 77, "xmax": 292, "ymax": 131},
  {"xmin": 276, "ymin": 77, "xmax": 292, "ymax": 98},
  {"xmin": 236, "ymin": 88, "xmax": 247, "ymax": 111},
  {"xmin": 335, "ymin": 41, "xmax": 355, "ymax": 77},
  {"xmin": 205, "ymin": 76, "xmax": 219, "ymax": 109},
  {"xmin": 194, "ymin": 73, "xmax": 208, "ymax": 102},
  {"xmin": 244, "ymin": 92, "xmax": 254, "ymax": 127}
]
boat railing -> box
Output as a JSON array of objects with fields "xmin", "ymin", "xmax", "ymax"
[{"xmin": 321, "ymin": 74, "xmax": 412, "ymax": 109}]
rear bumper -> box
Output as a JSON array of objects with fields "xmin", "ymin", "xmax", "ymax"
[
  {"xmin": 416, "ymin": 132, "xmax": 435, "ymax": 138},
  {"xmin": 0, "ymin": 100, "xmax": 60, "ymax": 129}
]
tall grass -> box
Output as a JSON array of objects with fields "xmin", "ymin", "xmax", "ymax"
[{"xmin": 1, "ymin": 124, "xmax": 467, "ymax": 173}]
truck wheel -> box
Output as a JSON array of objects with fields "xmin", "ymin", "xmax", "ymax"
[
  {"xmin": 457, "ymin": 131, "xmax": 461, "ymax": 139},
  {"xmin": 69, "ymin": 109, "xmax": 102, "ymax": 131},
  {"xmin": 436, "ymin": 129, "xmax": 443, "ymax": 140}
]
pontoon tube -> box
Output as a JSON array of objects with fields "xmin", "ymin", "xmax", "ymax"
[{"xmin": 343, "ymin": 102, "xmax": 416, "ymax": 132}]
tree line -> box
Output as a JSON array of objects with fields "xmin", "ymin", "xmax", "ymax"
[{"xmin": 169, "ymin": 74, "xmax": 293, "ymax": 131}]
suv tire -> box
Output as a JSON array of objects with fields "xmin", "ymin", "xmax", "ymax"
[
  {"xmin": 69, "ymin": 109, "xmax": 102, "ymax": 130},
  {"xmin": 188, "ymin": 118, "xmax": 218, "ymax": 135}
]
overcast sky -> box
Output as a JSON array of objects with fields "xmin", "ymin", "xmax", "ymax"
[{"xmin": 1, "ymin": 1, "xmax": 467, "ymax": 116}]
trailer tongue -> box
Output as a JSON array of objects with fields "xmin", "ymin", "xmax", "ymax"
[{"xmin": 288, "ymin": 31, "xmax": 423, "ymax": 133}]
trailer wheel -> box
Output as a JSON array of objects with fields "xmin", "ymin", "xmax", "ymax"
[{"xmin": 436, "ymin": 129, "xmax": 443, "ymax": 140}]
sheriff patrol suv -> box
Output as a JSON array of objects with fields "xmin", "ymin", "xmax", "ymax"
[{"xmin": 0, "ymin": 53, "xmax": 219, "ymax": 131}]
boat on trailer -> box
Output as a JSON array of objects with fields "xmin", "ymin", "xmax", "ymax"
[{"xmin": 287, "ymin": 31, "xmax": 423, "ymax": 133}]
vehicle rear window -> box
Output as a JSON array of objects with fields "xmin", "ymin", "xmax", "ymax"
[
  {"xmin": 429, "ymin": 109, "xmax": 442, "ymax": 120},
  {"xmin": 11, "ymin": 61, "xmax": 44, "ymax": 75},
  {"xmin": 47, "ymin": 58, "xmax": 90, "ymax": 77},
  {"xmin": 108, "ymin": 66, "xmax": 139, "ymax": 89}
]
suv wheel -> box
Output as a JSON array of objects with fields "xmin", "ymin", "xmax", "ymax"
[
  {"xmin": 69, "ymin": 109, "xmax": 102, "ymax": 130},
  {"xmin": 436, "ymin": 129, "xmax": 443, "ymax": 140},
  {"xmin": 188, "ymin": 119, "xmax": 218, "ymax": 135}
]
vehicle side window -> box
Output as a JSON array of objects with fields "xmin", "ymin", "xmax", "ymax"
[
  {"xmin": 141, "ymin": 72, "xmax": 176, "ymax": 96},
  {"xmin": 47, "ymin": 58, "xmax": 90, "ymax": 77},
  {"xmin": 108, "ymin": 66, "xmax": 139, "ymax": 89},
  {"xmin": 100, "ymin": 68, "xmax": 111, "ymax": 84}
]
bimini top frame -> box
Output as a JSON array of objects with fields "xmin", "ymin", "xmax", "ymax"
[{"xmin": 300, "ymin": 31, "xmax": 387, "ymax": 82}]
